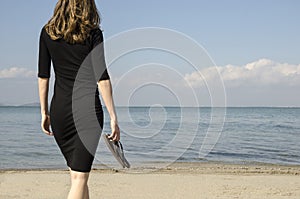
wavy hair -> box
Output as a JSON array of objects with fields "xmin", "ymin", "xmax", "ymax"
[{"xmin": 45, "ymin": 0, "xmax": 100, "ymax": 44}]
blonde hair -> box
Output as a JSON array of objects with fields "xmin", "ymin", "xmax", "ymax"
[{"xmin": 45, "ymin": 0, "xmax": 100, "ymax": 44}]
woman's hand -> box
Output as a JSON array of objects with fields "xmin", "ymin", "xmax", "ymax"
[
  {"xmin": 41, "ymin": 114, "xmax": 53, "ymax": 136},
  {"xmin": 108, "ymin": 120, "xmax": 120, "ymax": 141}
]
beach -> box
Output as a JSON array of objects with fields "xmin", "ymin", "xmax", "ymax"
[
  {"xmin": 1, "ymin": 162, "xmax": 300, "ymax": 199},
  {"xmin": 1, "ymin": 107, "xmax": 300, "ymax": 198}
]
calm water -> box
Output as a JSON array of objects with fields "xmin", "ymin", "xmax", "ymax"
[{"xmin": 0, "ymin": 106, "xmax": 299, "ymax": 170}]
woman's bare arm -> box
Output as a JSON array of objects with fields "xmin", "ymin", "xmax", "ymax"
[
  {"xmin": 38, "ymin": 77, "xmax": 53, "ymax": 136},
  {"xmin": 97, "ymin": 79, "xmax": 120, "ymax": 141}
]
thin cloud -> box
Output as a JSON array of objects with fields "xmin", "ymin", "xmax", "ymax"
[
  {"xmin": 184, "ymin": 59, "xmax": 300, "ymax": 87},
  {"xmin": 0, "ymin": 67, "xmax": 36, "ymax": 79}
]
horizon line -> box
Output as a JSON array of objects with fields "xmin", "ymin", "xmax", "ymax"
[{"xmin": 0, "ymin": 104, "xmax": 299, "ymax": 108}]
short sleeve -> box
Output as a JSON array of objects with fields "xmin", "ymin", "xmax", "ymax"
[
  {"xmin": 38, "ymin": 28, "xmax": 51, "ymax": 78},
  {"xmin": 91, "ymin": 28, "xmax": 110, "ymax": 81}
]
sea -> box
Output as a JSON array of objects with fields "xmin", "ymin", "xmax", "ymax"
[{"xmin": 0, "ymin": 106, "xmax": 299, "ymax": 170}]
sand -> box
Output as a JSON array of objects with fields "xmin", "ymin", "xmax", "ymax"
[{"xmin": 1, "ymin": 162, "xmax": 300, "ymax": 199}]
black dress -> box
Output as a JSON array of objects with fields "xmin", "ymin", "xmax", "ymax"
[{"xmin": 38, "ymin": 26, "xmax": 110, "ymax": 172}]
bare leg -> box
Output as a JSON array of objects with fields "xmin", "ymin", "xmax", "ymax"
[
  {"xmin": 84, "ymin": 184, "xmax": 90, "ymax": 199},
  {"xmin": 67, "ymin": 167, "xmax": 90, "ymax": 199}
]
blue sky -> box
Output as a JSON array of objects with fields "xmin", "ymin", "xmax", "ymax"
[{"xmin": 0, "ymin": 0, "xmax": 299, "ymax": 106}]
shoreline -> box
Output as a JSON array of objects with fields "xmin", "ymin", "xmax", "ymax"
[{"xmin": 1, "ymin": 161, "xmax": 300, "ymax": 175}]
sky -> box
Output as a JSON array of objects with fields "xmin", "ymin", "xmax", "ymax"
[{"xmin": 0, "ymin": 0, "xmax": 299, "ymax": 106}]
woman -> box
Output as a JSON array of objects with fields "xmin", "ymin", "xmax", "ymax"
[{"xmin": 38, "ymin": 0, "xmax": 120, "ymax": 198}]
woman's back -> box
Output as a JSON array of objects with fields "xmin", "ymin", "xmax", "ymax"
[{"xmin": 38, "ymin": 27, "xmax": 105, "ymax": 81}]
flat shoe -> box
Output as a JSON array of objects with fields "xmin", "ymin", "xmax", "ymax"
[{"xmin": 102, "ymin": 133, "xmax": 130, "ymax": 168}]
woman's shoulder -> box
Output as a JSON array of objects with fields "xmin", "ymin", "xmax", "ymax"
[
  {"xmin": 40, "ymin": 25, "xmax": 48, "ymax": 34},
  {"xmin": 90, "ymin": 27, "xmax": 104, "ymax": 45},
  {"xmin": 90, "ymin": 27, "xmax": 103, "ymax": 38},
  {"xmin": 40, "ymin": 25, "xmax": 50, "ymax": 39}
]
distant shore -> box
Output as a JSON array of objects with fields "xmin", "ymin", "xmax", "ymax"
[
  {"xmin": 1, "ymin": 104, "xmax": 300, "ymax": 108},
  {"xmin": 1, "ymin": 162, "xmax": 300, "ymax": 199}
]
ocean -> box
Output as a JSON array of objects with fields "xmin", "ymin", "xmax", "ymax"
[{"xmin": 0, "ymin": 106, "xmax": 299, "ymax": 170}]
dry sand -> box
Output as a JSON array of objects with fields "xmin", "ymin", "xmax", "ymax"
[{"xmin": 1, "ymin": 162, "xmax": 300, "ymax": 199}]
